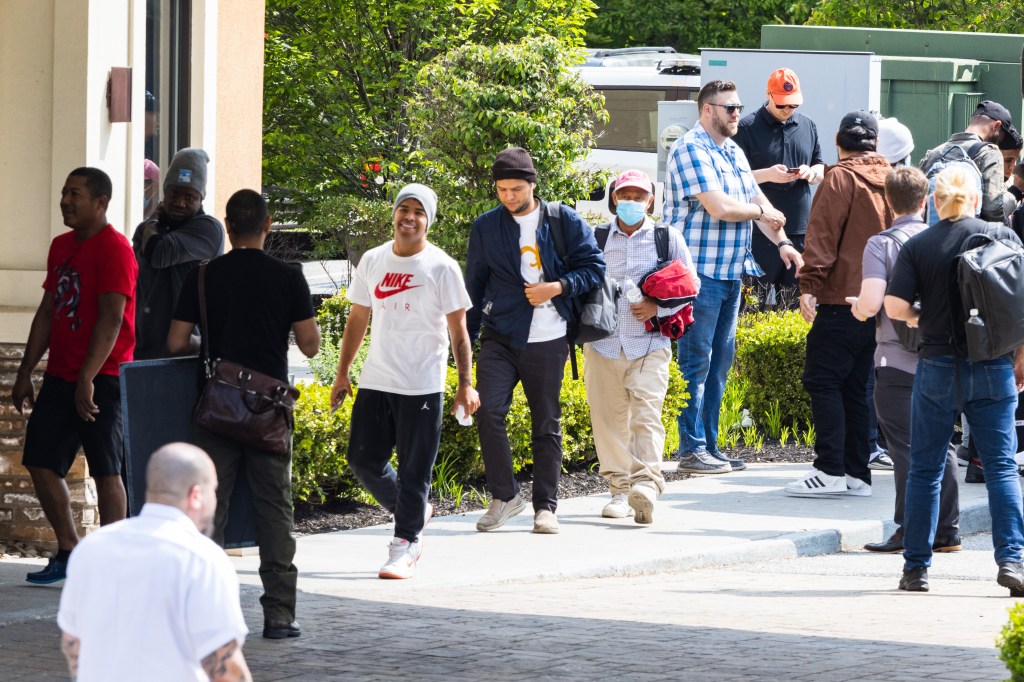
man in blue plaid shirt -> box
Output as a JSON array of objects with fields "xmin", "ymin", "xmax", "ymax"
[{"xmin": 663, "ymin": 80, "xmax": 802, "ymax": 474}]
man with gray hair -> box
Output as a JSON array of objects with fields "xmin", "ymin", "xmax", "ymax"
[{"xmin": 57, "ymin": 443, "xmax": 251, "ymax": 681}]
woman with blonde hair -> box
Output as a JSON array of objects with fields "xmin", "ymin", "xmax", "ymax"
[{"xmin": 883, "ymin": 165, "xmax": 1024, "ymax": 594}]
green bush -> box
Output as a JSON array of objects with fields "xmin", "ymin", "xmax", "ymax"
[
  {"xmin": 733, "ymin": 310, "xmax": 811, "ymax": 429},
  {"xmin": 309, "ymin": 290, "xmax": 368, "ymax": 386},
  {"xmin": 291, "ymin": 346, "xmax": 688, "ymax": 505},
  {"xmin": 999, "ymin": 602, "xmax": 1024, "ymax": 681}
]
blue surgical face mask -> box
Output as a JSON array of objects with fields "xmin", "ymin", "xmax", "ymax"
[{"xmin": 616, "ymin": 200, "xmax": 647, "ymax": 226}]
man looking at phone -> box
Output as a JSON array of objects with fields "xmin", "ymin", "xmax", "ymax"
[{"xmin": 734, "ymin": 68, "xmax": 824, "ymax": 307}]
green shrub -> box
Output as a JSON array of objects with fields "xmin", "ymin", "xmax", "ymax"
[
  {"xmin": 291, "ymin": 347, "xmax": 688, "ymax": 505},
  {"xmin": 999, "ymin": 602, "xmax": 1024, "ymax": 681},
  {"xmin": 309, "ymin": 290, "xmax": 369, "ymax": 386},
  {"xmin": 734, "ymin": 310, "xmax": 811, "ymax": 430}
]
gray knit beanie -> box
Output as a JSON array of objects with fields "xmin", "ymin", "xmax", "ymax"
[
  {"xmin": 164, "ymin": 147, "xmax": 209, "ymax": 197},
  {"xmin": 393, "ymin": 183, "xmax": 437, "ymax": 229}
]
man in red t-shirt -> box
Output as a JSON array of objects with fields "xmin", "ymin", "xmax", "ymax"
[{"xmin": 12, "ymin": 167, "xmax": 137, "ymax": 585}]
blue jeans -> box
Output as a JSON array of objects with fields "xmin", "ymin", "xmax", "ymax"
[
  {"xmin": 676, "ymin": 275, "xmax": 741, "ymax": 454},
  {"xmin": 903, "ymin": 355, "xmax": 1024, "ymax": 569}
]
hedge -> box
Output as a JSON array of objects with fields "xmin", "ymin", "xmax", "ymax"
[{"xmin": 733, "ymin": 310, "xmax": 812, "ymax": 431}]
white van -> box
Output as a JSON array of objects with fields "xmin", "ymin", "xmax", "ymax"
[{"xmin": 576, "ymin": 49, "xmax": 701, "ymax": 220}]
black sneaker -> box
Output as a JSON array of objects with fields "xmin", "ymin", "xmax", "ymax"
[
  {"xmin": 997, "ymin": 562, "xmax": 1024, "ymax": 594},
  {"xmin": 965, "ymin": 458, "xmax": 985, "ymax": 484},
  {"xmin": 899, "ymin": 566, "xmax": 929, "ymax": 592},
  {"xmin": 25, "ymin": 557, "xmax": 68, "ymax": 585},
  {"xmin": 709, "ymin": 450, "xmax": 746, "ymax": 472}
]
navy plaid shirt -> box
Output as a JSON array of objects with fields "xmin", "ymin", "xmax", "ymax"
[{"xmin": 663, "ymin": 123, "xmax": 763, "ymax": 280}]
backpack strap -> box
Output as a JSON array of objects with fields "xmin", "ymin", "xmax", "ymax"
[
  {"xmin": 653, "ymin": 223, "xmax": 670, "ymax": 264},
  {"xmin": 594, "ymin": 224, "xmax": 611, "ymax": 251},
  {"xmin": 966, "ymin": 140, "xmax": 987, "ymax": 161},
  {"xmin": 545, "ymin": 201, "xmax": 566, "ymax": 259}
]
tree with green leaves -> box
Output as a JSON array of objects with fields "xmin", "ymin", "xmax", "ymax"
[
  {"xmin": 584, "ymin": 0, "xmax": 813, "ymax": 53},
  {"xmin": 408, "ymin": 35, "xmax": 607, "ymax": 262},
  {"xmin": 807, "ymin": 0, "xmax": 1023, "ymax": 32}
]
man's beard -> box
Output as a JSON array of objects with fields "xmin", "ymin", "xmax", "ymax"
[{"xmin": 712, "ymin": 115, "xmax": 736, "ymax": 139}]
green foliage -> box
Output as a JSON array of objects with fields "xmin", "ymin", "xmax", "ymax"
[
  {"xmin": 305, "ymin": 196, "xmax": 394, "ymax": 268},
  {"xmin": 718, "ymin": 369, "xmax": 748, "ymax": 446},
  {"xmin": 309, "ymin": 290, "xmax": 368, "ymax": 386},
  {"xmin": 316, "ymin": 290, "xmax": 352, "ymax": 349},
  {"xmin": 800, "ymin": 419, "xmax": 816, "ymax": 448},
  {"xmin": 291, "ymin": 383, "xmax": 371, "ymax": 504},
  {"xmin": 741, "ymin": 425, "xmax": 764, "ymax": 452},
  {"xmin": 734, "ymin": 311, "xmax": 811, "ymax": 431},
  {"xmin": 808, "ymin": 0, "xmax": 1023, "ymax": 32},
  {"xmin": 779, "ymin": 424, "xmax": 791, "ymax": 448},
  {"xmin": 264, "ymin": 0, "xmax": 596, "ymax": 216},
  {"xmin": 763, "ymin": 399, "xmax": 783, "ymax": 440},
  {"xmin": 585, "ymin": 0, "xmax": 814, "ymax": 53},
  {"xmin": 409, "ymin": 35, "xmax": 608, "ymax": 262},
  {"xmin": 999, "ymin": 602, "xmax": 1024, "ymax": 681}
]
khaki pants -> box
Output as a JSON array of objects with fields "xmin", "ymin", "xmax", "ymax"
[{"xmin": 583, "ymin": 345, "xmax": 669, "ymax": 496}]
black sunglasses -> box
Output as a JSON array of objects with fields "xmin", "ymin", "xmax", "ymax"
[
  {"xmin": 770, "ymin": 96, "xmax": 799, "ymax": 111},
  {"xmin": 708, "ymin": 103, "xmax": 744, "ymax": 115}
]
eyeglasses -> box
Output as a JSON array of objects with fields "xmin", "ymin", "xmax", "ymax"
[
  {"xmin": 708, "ymin": 103, "xmax": 744, "ymax": 115},
  {"xmin": 770, "ymin": 96, "xmax": 799, "ymax": 111}
]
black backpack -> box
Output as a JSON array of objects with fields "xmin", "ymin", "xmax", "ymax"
[
  {"xmin": 877, "ymin": 225, "xmax": 922, "ymax": 353},
  {"xmin": 956, "ymin": 226, "xmax": 1024, "ymax": 361}
]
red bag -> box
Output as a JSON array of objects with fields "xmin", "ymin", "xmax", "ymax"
[{"xmin": 639, "ymin": 259, "xmax": 698, "ymax": 339}]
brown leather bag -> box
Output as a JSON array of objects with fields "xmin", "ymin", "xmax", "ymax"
[{"xmin": 192, "ymin": 262, "xmax": 299, "ymax": 456}]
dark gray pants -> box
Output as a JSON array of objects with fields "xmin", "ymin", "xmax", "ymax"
[
  {"xmin": 476, "ymin": 335, "xmax": 567, "ymax": 513},
  {"xmin": 874, "ymin": 366, "xmax": 959, "ymax": 538}
]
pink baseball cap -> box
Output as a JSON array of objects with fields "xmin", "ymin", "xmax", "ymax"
[
  {"xmin": 614, "ymin": 169, "xmax": 654, "ymax": 193},
  {"xmin": 143, "ymin": 159, "xmax": 160, "ymax": 181}
]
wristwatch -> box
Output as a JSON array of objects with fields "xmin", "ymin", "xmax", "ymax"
[{"xmin": 777, "ymin": 239, "xmax": 794, "ymax": 249}]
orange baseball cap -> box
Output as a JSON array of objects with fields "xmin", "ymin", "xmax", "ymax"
[{"xmin": 767, "ymin": 68, "xmax": 803, "ymax": 106}]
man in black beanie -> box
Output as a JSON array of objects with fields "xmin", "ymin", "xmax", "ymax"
[
  {"xmin": 465, "ymin": 147, "xmax": 605, "ymax": 534},
  {"xmin": 133, "ymin": 147, "xmax": 224, "ymax": 359}
]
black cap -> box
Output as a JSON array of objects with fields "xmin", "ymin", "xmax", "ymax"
[
  {"xmin": 492, "ymin": 147, "xmax": 537, "ymax": 184},
  {"xmin": 999, "ymin": 123, "xmax": 1023, "ymax": 151},
  {"xmin": 974, "ymin": 100, "xmax": 1013, "ymax": 130},
  {"xmin": 838, "ymin": 110, "xmax": 879, "ymax": 139}
]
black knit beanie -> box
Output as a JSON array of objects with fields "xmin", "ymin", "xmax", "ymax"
[{"xmin": 492, "ymin": 147, "xmax": 537, "ymax": 183}]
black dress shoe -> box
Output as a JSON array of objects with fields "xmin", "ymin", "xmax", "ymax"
[
  {"xmin": 933, "ymin": 534, "xmax": 962, "ymax": 552},
  {"xmin": 864, "ymin": 534, "xmax": 903, "ymax": 553},
  {"xmin": 899, "ymin": 566, "xmax": 929, "ymax": 592},
  {"xmin": 264, "ymin": 619, "xmax": 301, "ymax": 639}
]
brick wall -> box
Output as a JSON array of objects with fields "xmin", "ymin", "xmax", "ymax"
[{"xmin": 0, "ymin": 344, "xmax": 98, "ymax": 550}]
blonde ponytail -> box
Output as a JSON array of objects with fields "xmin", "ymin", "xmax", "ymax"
[{"xmin": 933, "ymin": 165, "xmax": 978, "ymax": 221}]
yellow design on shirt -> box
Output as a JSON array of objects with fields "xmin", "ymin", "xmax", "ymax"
[{"xmin": 520, "ymin": 244, "xmax": 541, "ymax": 270}]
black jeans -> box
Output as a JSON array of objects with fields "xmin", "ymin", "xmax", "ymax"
[
  {"xmin": 802, "ymin": 306, "xmax": 876, "ymax": 484},
  {"xmin": 874, "ymin": 366, "xmax": 959, "ymax": 538},
  {"xmin": 476, "ymin": 335, "xmax": 567, "ymax": 513},
  {"xmin": 347, "ymin": 389, "xmax": 443, "ymax": 543}
]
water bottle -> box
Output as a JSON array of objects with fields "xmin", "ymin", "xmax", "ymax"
[
  {"xmin": 623, "ymin": 277, "xmax": 643, "ymax": 304},
  {"xmin": 966, "ymin": 308, "xmax": 988, "ymax": 360},
  {"xmin": 455, "ymin": 404, "xmax": 473, "ymax": 427}
]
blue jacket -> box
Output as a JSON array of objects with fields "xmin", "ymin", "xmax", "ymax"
[{"xmin": 465, "ymin": 200, "xmax": 605, "ymax": 349}]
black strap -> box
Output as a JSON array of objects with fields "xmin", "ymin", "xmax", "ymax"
[
  {"xmin": 966, "ymin": 140, "xmax": 987, "ymax": 160},
  {"xmin": 546, "ymin": 201, "xmax": 566, "ymax": 258},
  {"xmin": 878, "ymin": 225, "xmax": 913, "ymax": 247},
  {"xmin": 197, "ymin": 261, "xmax": 212, "ymax": 378},
  {"xmin": 595, "ymin": 226, "xmax": 610, "ymax": 251},
  {"xmin": 594, "ymin": 221, "xmax": 669, "ymax": 263}
]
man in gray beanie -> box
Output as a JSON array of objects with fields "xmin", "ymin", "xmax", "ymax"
[
  {"xmin": 331, "ymin": 183, "xmax": 478, "ymax": 579},
  {"xmin": 133, "ymin": 147, "xmax": 224, "ymax": 359},
  {"xmin": 465, "ymin": 146, "xmax": 605, "ymax": 535}
]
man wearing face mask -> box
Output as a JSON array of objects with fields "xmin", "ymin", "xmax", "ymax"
[
  {"xmin": 584, "ymin": 170, "xmax": 699, "ymax": 524},
  {"xmin": 734, "ymin": 68, "xmax": 824, "ymax": 308},
  {"xmin": 133, "ymin": 147, "xmax": 224, "ymax": 359}
]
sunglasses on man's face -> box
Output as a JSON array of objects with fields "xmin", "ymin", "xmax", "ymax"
[
  {"xmin": 771, "ymin": 96, "xmax": 799, "ymax": 111},
  {"xmin": 708, "ymin": 103, "xmax": 744, "ymax": 116}
]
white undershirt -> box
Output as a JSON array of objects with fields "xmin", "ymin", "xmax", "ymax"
[{"xmin": 514, "ymin": 204, "xmax": 567, "ymax": 342}]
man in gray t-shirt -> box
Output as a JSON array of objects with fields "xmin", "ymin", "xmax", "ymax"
[{"xmin": 846, "ymin": 166, "xmax": 961, "ymax": 554}]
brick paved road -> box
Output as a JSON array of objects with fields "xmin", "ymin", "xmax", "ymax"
[{"xmin": 1, "ymin": 533, "xmax": 1012, "ymax": 681}]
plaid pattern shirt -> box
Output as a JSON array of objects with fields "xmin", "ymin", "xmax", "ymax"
[
  {"xmin": 663, "ymin": 122, "xmax": 763, "ymax": 280},
  {"xmin": 589, "ymin": 217, "xmax": 697, "ymax": 361}
]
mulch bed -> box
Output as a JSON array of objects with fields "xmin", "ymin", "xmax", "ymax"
[{"xmin": 293, "ymin": 442, "xmax": 816, "ymax": 536}]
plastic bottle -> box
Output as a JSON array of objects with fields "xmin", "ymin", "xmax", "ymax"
[
  {"xmin": 455, "ymin": 404, "xmax": 473, "ymax": 427},
  {"xmin": 967, "ymin": 308, "xmax": 984, "ymax": 327},
  {"xmin": 622, "ymin": 277, "xmax": 643, "ymax": 304}
]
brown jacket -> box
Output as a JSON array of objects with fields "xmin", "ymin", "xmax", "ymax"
[{"xmin": 799, "ymin": 152, "xmax": 893, "ymax": 304}]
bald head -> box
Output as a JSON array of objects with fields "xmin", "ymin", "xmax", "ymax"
[{"xmin": 146, "ymin": 443, "xmax": 215, "ymax": 501}]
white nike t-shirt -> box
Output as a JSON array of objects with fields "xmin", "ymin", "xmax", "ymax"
[
  {"xmin": 347, "ymin": 241, "xmax": 472, "ymax": 395},
  {"xmin": 514, "ymin": 204, "xmax": 567, "ymax": 342}
]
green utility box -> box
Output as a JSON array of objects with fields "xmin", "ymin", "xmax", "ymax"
[{"xmin": 761, "ymin": 26, "xmax": 1023, "ymax": 162}]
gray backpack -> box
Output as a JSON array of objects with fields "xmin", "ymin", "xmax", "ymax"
[{"xmin": 922, "ymin": 141, "xmax": 985, "ymax": 226}]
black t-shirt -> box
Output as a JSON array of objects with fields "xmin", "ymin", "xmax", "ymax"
[
  {"xmin": 734, "ymin": 107, "xmax": 823, "ymax": 235},
  {"xmin": 887, "ymin": 217, "xmax": 1020, "ymax": 357},
  {"xmin": 174, "ymin": 249, "xmax": 314, "ymax": 382}
]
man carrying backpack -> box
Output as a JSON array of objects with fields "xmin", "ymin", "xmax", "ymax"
[
  {"xmin": 465, "ymin": 147, "xmax": 605, "ymax": 535},
  {"xmin": 584, "ymin": 170, "xmax": 699, "ymax": 525},
  {"xmin": 919, "ymin": 100, "xmax": 1014, "ymax": 223}
]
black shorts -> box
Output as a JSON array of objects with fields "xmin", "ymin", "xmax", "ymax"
[{"xmin": 22, "ymin": 374, "xmax": 125, "ymax": 477}]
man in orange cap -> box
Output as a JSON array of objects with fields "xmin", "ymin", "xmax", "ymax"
[{"xmin": 734, "ymin": 68, "xmax": 824, "ymax": 308}]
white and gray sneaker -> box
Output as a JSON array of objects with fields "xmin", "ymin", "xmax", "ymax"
[
  {"xmin": 677, "ymin": 450, "xmax": 731, "ymax": 474},
  {"xmin": 476, "ymin": 494, "xmax": 527, "ymax": 531},
  {"xmin": 378, "ymin": 537, "xmax": 422, "ymax": 579},
  {"xmin": 784, "ymin": 468, "xmax": 847, "ymax": 497},
  {"xmin": 602, "ymin": 494, "xmax": 633, "ymax": 518}
]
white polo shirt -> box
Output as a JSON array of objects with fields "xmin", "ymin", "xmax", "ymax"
[{"xmin": 57, "ymin": 503, "xmax": 248, "ymax": 682}]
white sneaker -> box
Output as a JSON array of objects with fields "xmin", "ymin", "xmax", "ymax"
[
  {"xmin": 378, "ymin": 537, "xmax": 422, "ymax": 579},
  {"xmin": 602, "ymin": 494, "xmax": 633, "ymax": 518},
  {"xmin": 476, "ymin": 494, "xmax": 527, "ymax": 531},
  {"xmin": 627, "ymin": 486, "xmax": 656, "ymax": 525},
  {"xmin": 784, "ymin": 468, "xmax": 847, "ymax": 497},
  {"xmin": 844, "ymin": 475, "xmax": 872, "ymax": 497}
]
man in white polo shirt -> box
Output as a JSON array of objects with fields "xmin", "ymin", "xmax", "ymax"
[{"xmin": 57, "ymin": 442, "xmax": 250, "ymax": 682}]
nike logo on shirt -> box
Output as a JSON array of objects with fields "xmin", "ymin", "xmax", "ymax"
[{"xmin": 374, "ymin": 272, "xmax": 422, "ymax": 299}]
